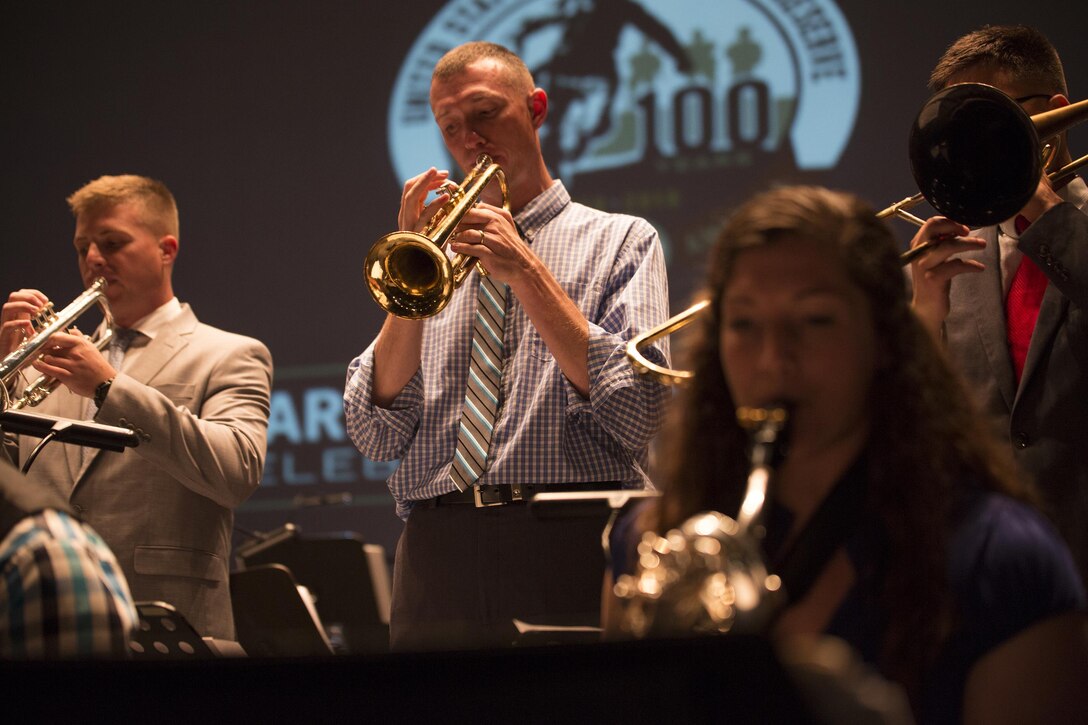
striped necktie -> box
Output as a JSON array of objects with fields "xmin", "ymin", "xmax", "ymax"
[
  {"xmin": 107, "ymin": 328, "xmax": 139, "ymax": 373},
  {"xmin": 86, "ymin": 328, "xmax": 139, "ymax": 422},
  {"xmin": 450, "ymin": 276, "xmax": 508, "ymax": 491},
  {"xmin": 82, "ymin": 328, "xmax": 138, "ymax": 468}
]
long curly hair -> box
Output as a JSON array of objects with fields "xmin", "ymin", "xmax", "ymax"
[{"xmin": 648, "ymin": 186, "xmax": 1030, "ymax": 691}]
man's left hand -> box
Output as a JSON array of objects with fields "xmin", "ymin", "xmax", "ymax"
[
  {"xmin": 31, "ymin": 330, "xmax": 117, "ymax": 398},
  {"xmin": 449, "ymin": 203, "xmax": 540, "ymax": 289}
]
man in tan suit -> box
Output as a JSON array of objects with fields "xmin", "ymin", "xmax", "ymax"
[{"xmin": 1, "ymin": 175, "xmax": 271, "ymax": 640}]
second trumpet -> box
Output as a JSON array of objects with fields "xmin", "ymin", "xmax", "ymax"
[
  {"xmin": 0, "ymin": 277, "xmax": 113, "ymax": 411},
  {"xmin": 365, "ymin": 153, "xmax": 508, "ymax": 319}
]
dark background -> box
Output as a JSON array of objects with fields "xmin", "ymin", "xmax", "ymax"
[{"xmin": 3, "ymin": 0, "xmax": 1085, "ymax": 557}]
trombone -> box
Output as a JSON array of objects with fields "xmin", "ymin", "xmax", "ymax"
[
  {"xmin": 364, "ymin": 153, "xmax": 508, "ymax": 319},
  {"xmin": 629, "ymin": 83, "xmax": 1088, "ymax": 384},
  {"xmin": 625, "ymin": 299, "xmax": 709, "ymax": 385},
  {"xmin": 880, "ymin": 82, "xmax": 1088, "ymax": 264},
  {"xmin": 0, "ymin": 277, "xmax": 114, "ymax": 411}
]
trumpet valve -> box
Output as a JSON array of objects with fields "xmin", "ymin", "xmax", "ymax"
[{"xmin": 30, "ymin": 303, "xmax": 57, "ymax": 333}]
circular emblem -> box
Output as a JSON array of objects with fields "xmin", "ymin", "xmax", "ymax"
[{"xmin": 389, "ymin": 0, "xmax": 860, "ymax": 298}]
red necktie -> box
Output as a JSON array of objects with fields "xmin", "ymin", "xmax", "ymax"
[{"xmin": 1005, "ymin": 215, "xmax": 1049, "ymax": 385}]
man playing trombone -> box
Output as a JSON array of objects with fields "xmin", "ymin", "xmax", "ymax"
[
  {"xmin": 344, "ymin": 41, "xmax": 672, "ymax": 650},
  {"xmin": 0, "ymin": 174, "xmax": 272, "ymax": 642},
  {"xmin": 908, "ymin": 26, "xmax": 1088, "ymax": 586}
]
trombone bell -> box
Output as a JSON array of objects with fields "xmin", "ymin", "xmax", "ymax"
[{"xmin": 908, "ymin": 82, "xmax": 1088, "ymax": 228}]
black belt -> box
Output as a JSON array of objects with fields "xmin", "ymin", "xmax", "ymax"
[{"xmin": 425, "ymin": 482, "xmax": 622, "ymax": 508}]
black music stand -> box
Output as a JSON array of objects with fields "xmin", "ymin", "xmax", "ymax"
[
  {"xmin": 130, "ymin": 601, "xmax": 216, "ymax": 659},
  {"xmin": 530, "ymin": 488, "xmax": 660, "ymax": 565},
  {"xmin": 230, "ymin": 564, "xmax": 335, "ymax": 657},
  {"xmin": 0, "ymin": 410, "xmax": 140, "ymax": 474},
  {"xmin": 501, "ymin": 490, "xmax": 661, "ymax": 645},
  {"xmin": 236, "ymin": 532, "xmax": 392, "ymax": 654}
]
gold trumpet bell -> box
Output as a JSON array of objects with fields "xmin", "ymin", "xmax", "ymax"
[
  {"xmin": 363, "ymin": 153, "xmax": 508, "ymax": 320},
  {"xmin": 365, "ymin": 231, "xmax": 455, "ymax": 319}
]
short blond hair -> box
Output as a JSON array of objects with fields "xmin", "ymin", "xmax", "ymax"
[
  {"xmin": 433, "ymin": 41, "xmax": 534, "ymax": 95},
  {"xmin": 67, "ymin": 174, "xmax": 179, "ymax": 238}
]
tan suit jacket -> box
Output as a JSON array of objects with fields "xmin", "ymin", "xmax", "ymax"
[{"xmin": 17, "ymin": 303, "xmax": 272, "ymax": 639}]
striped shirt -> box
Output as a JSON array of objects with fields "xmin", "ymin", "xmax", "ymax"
[
  {"xmin": 1, "ymin": 509, "xmax": 138, "ymax": 658},
  {"xmin": 346, "ymin": 181, "xmax": 671, "ymax": 519}
]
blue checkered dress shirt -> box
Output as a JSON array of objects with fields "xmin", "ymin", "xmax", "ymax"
[{"xmin": 345, "ymin": 181, "xmax": 671, "ymax": 519}]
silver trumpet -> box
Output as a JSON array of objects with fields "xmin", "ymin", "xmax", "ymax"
[
  {"xmin": 614, "ymin": 404, "xmax": 790, "ymax": 637},
  {"xmin": 0, "ymin": 277, "xmax": 113, "ymax": 411}
]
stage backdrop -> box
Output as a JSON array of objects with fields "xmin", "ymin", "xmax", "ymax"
[{"xmin": 3, "ymin": 0, "xmax": 1085, "ymax": 559}]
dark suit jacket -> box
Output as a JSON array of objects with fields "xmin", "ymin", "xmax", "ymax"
[
  {"xmin": 944, "ymin": 181, "xmax": 1088, "ymax": 585},
  {"xmin": 17, "ymin": 302, "xmax": 272, "ymax": 639}
]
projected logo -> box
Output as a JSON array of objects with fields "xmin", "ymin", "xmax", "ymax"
[{"xmin": 388, "ymin": 0, "xmax": 860, "ymax": 297}]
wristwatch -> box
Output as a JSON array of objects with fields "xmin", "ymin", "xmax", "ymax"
[{"xmin": 93, "ymin": 377, "xmax": 115, "ymax": 409}]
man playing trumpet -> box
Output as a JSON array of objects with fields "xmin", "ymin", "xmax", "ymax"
[
  {"xmin": 1, "ymin": 175, "xmax": 272, "ymax": 642},
  {"xmin": 345, "ymin": 41, "xmax": 672, "ymax": 650}
]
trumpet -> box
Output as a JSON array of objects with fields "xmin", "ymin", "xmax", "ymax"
[
  {"xmin": 880, "ymin": 82, "xmax": 1088, "ymax": 264},
  {"xmin": 613, "ymin": 404, "xmax": 789, "ymax": 637},
  {"xmin": 0, "ymin": 277, "xmax": 113, "ymax": 411},
  {"xmin": 365, "ymin": 154, "xmax": 508, "ymax": 319}
]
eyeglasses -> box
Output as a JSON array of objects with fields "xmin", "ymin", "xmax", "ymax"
[{"xmin": 1013, "ymin": 93, "xmax": 1053, "ymax": 104}]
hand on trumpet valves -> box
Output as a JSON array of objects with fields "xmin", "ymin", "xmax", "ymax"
[
  {"xmin": 30, "ymin": 328, "xmax": 117, "ymax": 399},
  {"xmin": 450, "ymin": 203, "xmax": 537, "ymax": 287},
  {"xmin": 1, "ymin": 288, "xmax": 50, "ymax": 357},
  {"xmin": 908, "ymin": 217, "xmax": 986, "ymax": 337},
  {"xmin": 398, "ymin": 167, "xmax": 453, "ymax": 231}
]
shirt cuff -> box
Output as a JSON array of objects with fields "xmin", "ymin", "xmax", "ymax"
[
  {"xmin": 345, "ymin": 350, "xmax": 425, "ymax": 444},
  {"xmin": 567, "ymin": 321, "xmax": 667, "ymax": 417}
]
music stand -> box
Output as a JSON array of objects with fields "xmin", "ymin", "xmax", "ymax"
[
  {"xmin": 0, "ymin": 410, "xmax": 140, "ymax": 474},
  {"xmin": 230, "ymin": 564, "xmax": 335, "ymax": 657},
  {"xmin": 529, "ymin": 489, "xmax": 660, "ymax": 517},
  {"xmin": 237, "ymin": 532, "xmax": 392, "ymax": 654},
  {"xmin": 130, "ymin": 601, "xmax": 216, "ymax": 659},
  {"xmin": 506, "ymin": 490, "xmax": 661, "ymax": 645},
  {"xmin": 530, "ymin": 488, "xmax": 659, "ymax": 556}
]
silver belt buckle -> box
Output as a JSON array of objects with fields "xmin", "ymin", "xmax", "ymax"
[{"xmin": 472, "ymin": 484, "xmax": 523, "ymax": 508}]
